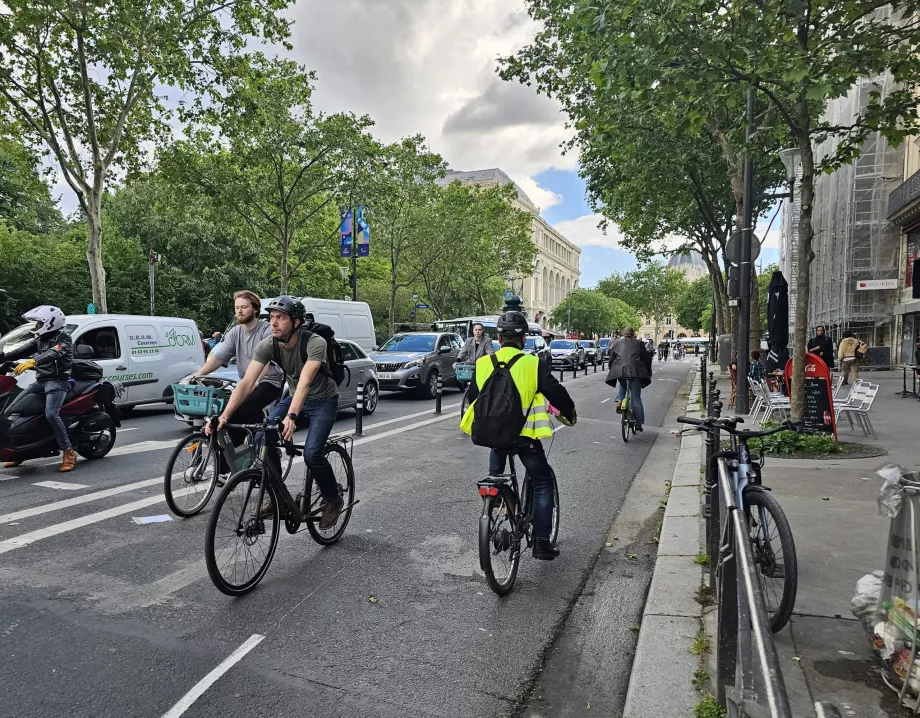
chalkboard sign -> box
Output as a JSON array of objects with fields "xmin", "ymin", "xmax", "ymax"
[{"xmin": 785, "ymin": 353, "xmax": 838, "ymax": 441}]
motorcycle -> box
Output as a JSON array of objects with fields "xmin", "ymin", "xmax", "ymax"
[
  {"xmin": 0, "ymin": 353, "xmax": 121, "ymax": 467},
  {"xmin": 0, "ymin": 364, "xmax": 22, "ymax": 413}
]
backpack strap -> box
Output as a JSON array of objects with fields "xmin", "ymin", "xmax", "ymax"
[{"xmin": 502, "ymin": 352, "xmax": 526, "ymax": 371}]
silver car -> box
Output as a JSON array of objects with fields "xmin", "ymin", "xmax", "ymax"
[{"xmin": 371, "ymin": 332, "xmax": 462, "ymax": 398}]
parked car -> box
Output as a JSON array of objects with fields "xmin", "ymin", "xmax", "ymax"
[
  {"xmin": 599, "ymin": 337, "xmax": 611, "ymax": 357},
  {"xmin": 199, "ymin": 338, "xmax": 379, "ymax": 418},
  {"xmin": 260, "ymin": 297, "xmax": 376, "ymax": 352},
  {"xmin": 578, "ymin": 340, "xmax": 599, "ymax": 365},
  {"xmin": 549, "ymin": 339, "xmax": 585, "ymax": 369},
  {"xmin": 371, "ymin": 332, "xmax": 461, "ymax": 398},
  {"xmin": 524, "ymin": 334, "xmax": 551, "ymax": 363}
]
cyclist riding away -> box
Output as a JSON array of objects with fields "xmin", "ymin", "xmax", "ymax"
[
  {"xmin": 209, "ymin": 295, "xmax": 343, "ymax": 529},
  {"xmin": 606, "ymin": 327, "xmax": 652, "ymax": 432},
  {"xmin": 460, "ymin": 310, "xmax": 576, "ymax": 561},
  {"xmin": 0, "ymin": 305, "xmax": 76, "ymax": 471},
  {"xmin": 195, "ymin": 290, "xmax": 283, "ymax": 447}
]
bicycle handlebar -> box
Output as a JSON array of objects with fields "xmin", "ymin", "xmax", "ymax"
[{"xmin": 677, "ymin": 415, "xmax": 802, "ymax": 438}]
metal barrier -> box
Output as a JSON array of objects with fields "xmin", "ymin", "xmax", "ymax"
[
  {"xmin": 435, "ymin": 374, "xmax": 443, "ymax": 415},
  {"xmin": 355, "ymin": 382, "xmax": 364, "ymax": 435},
  {"xmin": 701, "ymin": 356, "xmax": 708, "ymax": 408}
]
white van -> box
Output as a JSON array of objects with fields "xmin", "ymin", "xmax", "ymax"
[
  {"xmin": 260, "ymin": 297, "xmax": 376, "ymax": 352},
  {"xmin": 9, "ymin": 314, "xmax": 205, "ymax": 408}
]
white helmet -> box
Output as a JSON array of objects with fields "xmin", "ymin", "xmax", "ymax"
[{"xmin": 23, "ymin": 305, "xmax": 66, "ymax": 336}]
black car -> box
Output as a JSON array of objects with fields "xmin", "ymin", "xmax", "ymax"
[
  {"xmin": 524, "ymin": 334, "xmax": 551, "ymax": 364},
  {"xmin": 578, "ymin": 340, "xmax": 599, "ymax": 365}
]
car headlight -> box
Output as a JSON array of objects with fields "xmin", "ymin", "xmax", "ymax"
[{"xmin": 403, "ymin": 358, "xmax": 425, "ymax": 369}]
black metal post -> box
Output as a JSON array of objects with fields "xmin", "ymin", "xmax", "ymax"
[
  {"xmin": 572, "ymin": 361, "xmax": 577, "ymax": 380},
  {"xmin": 351, "ymin": 205, "xmax": 358, "ymax": 301},
  {"xmin": 584, "ymin": 360, "xmax": 588, "ymax": 376},
  {"xmin": 715, "ymin": 481, "xmax": 737, "ymax": 706},
  {"xmin": 355, "ymin": 382, "xmax": 364, "ymax": 435},
  {"xmin": 736, "ymin": 86, "xmax": 756, "ymax": 414},
  {"xmin": 701, "ymin": 356, "xmax": 708, "ymax": 409},
  {"xmin": 707, "ymin": 388, "xmax": 722, "ymax": 587},
  {"xmin": 559, "ymin": 368, "xmax": 564, "ymax": 382},
  {"xmin": 435, "ymin": 374, "xmax": 442, "ymax": 414}
]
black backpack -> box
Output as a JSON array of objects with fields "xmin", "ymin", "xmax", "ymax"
[
  {"xmin": 273, "ymin": 325, "xmax": 347, "ymax": 387},
  {"xmin": 471, "ymin": 353, "xmax": 533, "ymax": 450},
  {"xmin": 70, "ymin": 358, "xmax": 103, "ymax": 381}
]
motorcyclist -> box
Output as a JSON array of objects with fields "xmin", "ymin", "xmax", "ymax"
[{"xmin": 0, "ymin": 306, "xmax": 76, "ymax": 471}]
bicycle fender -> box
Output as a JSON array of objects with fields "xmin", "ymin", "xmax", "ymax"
[{"xmin": 742, "ymin": 485, "xmax": 772, "ymax": 495}]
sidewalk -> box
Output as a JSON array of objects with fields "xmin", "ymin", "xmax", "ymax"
[{"xmin": 719, "ymin": 371, "xmax": 916, "ymax": 716}]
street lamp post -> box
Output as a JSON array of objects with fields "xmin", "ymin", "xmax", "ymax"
[{"xmin": 736, "ymin": 86, "xmax": 756, "ymax": 414}]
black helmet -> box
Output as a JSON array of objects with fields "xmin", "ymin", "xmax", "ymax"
[
  {"xmin": 497, "ymin": 311, "xmax": 528, "ymax": 337},
  {"xmin": 266, "ymin": 295, "xmax": 305, "ymax": 323}
]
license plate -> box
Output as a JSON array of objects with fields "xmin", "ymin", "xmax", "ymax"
[{"xmin": 379, "ymin": 372, "xmax": 393, "ymax": 380}]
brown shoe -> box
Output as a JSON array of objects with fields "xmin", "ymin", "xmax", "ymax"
[
  {"xmin": 3, "ymin": 461, "xmax": 22, "ymax": 468},
  {"xmin": 59, "ymin": 449, "xmax": 77, "ymax": 472},
  {"xmin": 319, "ymin": 495, "xmax": 344, "ymax": 530}
]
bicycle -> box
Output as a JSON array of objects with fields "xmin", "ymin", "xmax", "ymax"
[
  {"xmin": 165, "ymin": 376, "xmax": 293, "ymax": 518},
  {"xmin": 619, "ymin": 377, "xmax": 638, "ymax": 442},
  {"xmin": 204, "ymin": 419, "xmax": 357, "ymax": 596},
  {"xmin": 476, "ymin": 451, "xmax": 561, "ymax": 596},
  {"xmin": 677, "ymin": 414, "xmax": 798, "ymax": 632}
]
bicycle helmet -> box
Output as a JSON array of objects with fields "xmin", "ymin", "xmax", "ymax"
[
  {"xmin": 496, "ymin": 311, "xmax": 528, "ymax": 338},
  {"xmin": 265, "ymin": 295, "xmax": 305, "ymax": 322},
  {"xmin": 23, "ymin": 305, "xmax": 66, "ymax": 336}
]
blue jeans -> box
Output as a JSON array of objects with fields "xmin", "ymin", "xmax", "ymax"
[
  {"xmin": 616, "ymin": 378, "xmax": 645, "ymax": 424},
  {"xmin": 22, "ymin": 379, "xmax": 71, "ymax": 450},
  {"xmin": 489, "ymin": 441, "xmax": 556, "ymax": 540},
  {"xmin": 261, "ymin": 396, "xmax": 338, "ymax": 499}
]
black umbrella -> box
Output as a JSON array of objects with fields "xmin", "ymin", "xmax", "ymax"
[{"xmin": 766, "ymin": 270, "xmax": 790, "ymax": 373}]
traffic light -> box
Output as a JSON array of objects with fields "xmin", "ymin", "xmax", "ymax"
[
  {"xmin": 727, "ymin": 265, "xmax": 740, "ymax": 298},
  {"xmin": 349, "ymin": 273, "xmax": 356, "ymax": 290}
]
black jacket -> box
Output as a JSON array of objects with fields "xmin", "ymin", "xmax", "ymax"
[
  {"xmin": 606, "ymin": 338, "xmax": 653, "ymax": 388},
  {"xmin": 1, "ymin": 331, "xmax": 73, "ymax": 382},
  {"xmin": 466, "ymin": 349, "xmax": 575, "ymax": 420},
  {"xmin": 807, "ymin": 334, "xmax": 835, "ymax": 369}
]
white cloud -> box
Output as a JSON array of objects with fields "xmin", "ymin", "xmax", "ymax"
[
  {"xmin": 760, "ymin": 228, "xmax": 781, "ymax": 250},
  {"xmin": 517, "ymin": 176, "xmax": 563, "ymax": 211},
  {"xmin": 554, "ymin": 214, "xmax": 623, "ymax": 249}
]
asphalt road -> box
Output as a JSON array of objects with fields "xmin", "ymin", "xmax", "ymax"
[{"xmin": 0, "ymin": 357, "xmax": 693, "ymax": 718}]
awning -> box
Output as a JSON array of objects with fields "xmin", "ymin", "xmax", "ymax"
[{"xmin": 895, "ymin": 300, "xmax": 920, "ymax": 315}]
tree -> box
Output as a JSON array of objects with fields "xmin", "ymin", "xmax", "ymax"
[
  {"xmin": 0, "ymin": 135, "xmax": 62, "ymax": 234},
  {"xmin": 0, "ymin": 0, "xmax": 293, "ymax": 312},
  {"xmin": 676, "ymin": 276, "xmax": 713, "ymax": 334},
  {"xmin": 549, "ymin": 289, "xmax": 640, "ymax": 338},
  {"xmin": 597, "ymin": 263, "xmax": 689, "ymax": 342}
]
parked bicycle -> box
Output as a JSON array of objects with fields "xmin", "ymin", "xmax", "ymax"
[
  {"xmin": 165, "ymin": 376, "xmax": 292, "ymax": 518},
  {"xmin": 678, "ymin": 414, "xmax": 798, "ymax": 632},
  {"xmin": 204, "ymin": 418, "xmax": 357, "ymax": 596},
  {"xmin": 476, "ymin": 453, "xmax": 561, "ymax": 596}
]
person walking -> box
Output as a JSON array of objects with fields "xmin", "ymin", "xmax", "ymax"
[
  {"xmin": 807, "ymin": 326, "xmax": 835, "ymax": 369},
  {"xmin": 838, "ymin": 331, "xmax": 861, "ymax": 385}
]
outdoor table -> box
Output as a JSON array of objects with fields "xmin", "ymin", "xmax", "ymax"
[{"xmin": 897, "ymin": 364, "xmax": 918, "ymax": 398}]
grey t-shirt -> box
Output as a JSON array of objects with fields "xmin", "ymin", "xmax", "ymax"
[
  {"xmin": 252, "ymin": 332, "xmax": 338, "ymax": 401},
  {"xmin": 211, "ymin": 321, "xmax": 283, "ymax": 387}
]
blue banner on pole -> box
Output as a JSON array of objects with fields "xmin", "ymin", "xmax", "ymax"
[
  {"xmin": 356, "ymin": 206, "xmax": 370, "ymax": 257},
  {"xmin": 340, "ymin": 208, "xmax": 353, "ymax": 258}
]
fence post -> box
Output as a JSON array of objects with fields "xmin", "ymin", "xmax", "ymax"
[
  {"xmin": 559, "ymin": 367, "xmax": 564, "ymax": 382},
  {"xmin": 584, "ymin": 359, "xmax": 588, "ymax": 376},
  {"xmin": 355, "ymin": 382, "xmax": 364, "ymax": 436},
  {"xmin": 705, "ymin": 387, "xmax": 721, "ymax": 586},
  {"xmin": 593, "ymin": 358, "xmax": 597, "ymax": 373},
  {"xmin": 701, "ymin": 356, "xmax": 708, "ymax": 408},
  {"xmin": 572, "ymin": 361, "xmax": 578, "ymax": 380},
  {"xmin": 435, "ymin": 374, "xmax": 442, "ymax": 415}
]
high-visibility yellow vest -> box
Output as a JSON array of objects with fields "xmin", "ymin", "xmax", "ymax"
[{"xmin": 459, "ymin": 346, "xmax": 553, "ymax": 440}]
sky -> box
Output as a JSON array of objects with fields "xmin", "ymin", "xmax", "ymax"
[{"xmin": 50, "ymin": 0, "xmax": 781, "ymax": 286}]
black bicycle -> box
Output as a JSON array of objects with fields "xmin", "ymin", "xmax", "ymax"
[
  {"xmin": 477, "ymin": 454, "xmax": 560, "ymax": 596},
  {"xmin": 678, "ymin": 415, "xmax": 798, "ymax": 632},
  {"xmin": 620, "ymin": 378, "xmax": 638, "ymax": 442},
  {"xmin": 204, "ymin": 419, "xmax": 357, "ymax": 596}
]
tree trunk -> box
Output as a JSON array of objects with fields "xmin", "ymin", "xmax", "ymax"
[
  {"xmin": 790, "ymin": 125, "xmax": 815, "ymax": 423},
  {"xmin": 750, "ymin": 265, "xmax": 761, "ymax": 355},
  {"xmin": 389, "ymin": 274, "xmax": 398, "ymax": 337},
  {"xmin": 86, "ymin": 199, "xmax": 108, "ymax": 313}
]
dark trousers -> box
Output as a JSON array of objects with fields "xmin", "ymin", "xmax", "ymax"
[
  {"xmin": 489, "ymin": 440, "xmax": 555, "ymax": 540},
  {"xmin": 21, "ymin": 379, "xmax": 71, "ymax": 450},
  {"xmin": 228, "ymin": 381, "xmax": 281, "ymax": 446}
]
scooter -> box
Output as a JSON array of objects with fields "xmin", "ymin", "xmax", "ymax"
[
  {"xmin": 0, "ymin": 356, "xmax": 121, "ymax": 467},
  {"xmin": 0, "ymin": 364, "xmax": 21, "ymax": 413}
]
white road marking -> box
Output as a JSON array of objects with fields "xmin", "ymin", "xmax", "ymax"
[
  {"xmin": 32, "ymin": 481, "xmax": 89, "ymax": 491},
  {"xmin": 159, "ymin": 634, "xmax": 265, "ymax": 718},
  {"xmin": 362, "ymin": 402, "xmax": 462, "ymax": 430},
  {"xmin": 0, "ymin": 477, "xmax": 162, "ymax": 524},
  {"xmin": 600, "ymin": 398, "xmax": 611, "ymax": 404},
  {"xmin": 120, "ymin": 427, "xmax": 139, "ymax": 432},
  {"xmin": 0, "ymin": 475, "xmax": 19, "ymax": 481}
]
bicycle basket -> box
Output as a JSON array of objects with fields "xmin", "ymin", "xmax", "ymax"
[
  {"xmin": 171, "ymin": 384, "xmax": 229, "ymax": 418},
  {"xmin": 455, "ymin": 362, "xmax": 475, "ymax": 382}
]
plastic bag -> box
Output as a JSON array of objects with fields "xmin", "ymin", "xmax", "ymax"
[
  {"xmin": 852, "ymin": 570, "xmax": 884, "ymax": 634},
  {"xmin": 877, "ymin": 465, "xmax": 906, "ymax": 518}
]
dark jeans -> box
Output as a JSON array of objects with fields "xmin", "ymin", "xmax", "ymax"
[
  {"xmin": 489, "ymin": 440, "xmax": 555, "ymax": 540},
  {"xmin": 261, "ymin": 395, "xmax": 339, "ymax": 499},
  {"xmin": 616, "ymin": 378, "xmax": 645, "ymax": 424},
  {"xmin": 228, "ymin": 381, "xmax": 281, "ymax": 446},
  {"xmin": 22, "ymin": 379, "xmax": 71, "ymax": 450}
]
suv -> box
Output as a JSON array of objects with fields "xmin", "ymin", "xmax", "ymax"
[
  {"xmin": 371, "ymin": 332, "xmax": 461, "ymax": 398},
  {"xmin": 523, "ymin": 334, "xmax": 551, "ymax": 364},
  {"xmin": 578, "ymin": 340, "xmax": 599, "ymax": 365},
  {"xmin": 549, "ymin": 339, "xmax": 586, "ymax": 370}
]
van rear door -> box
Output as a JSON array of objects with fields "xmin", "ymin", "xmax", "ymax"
[{"xmin": 71, "ymin": 323, "xmax": 131, "ymax": 403}]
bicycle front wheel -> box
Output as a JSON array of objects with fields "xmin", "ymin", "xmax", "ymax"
[
  {"xmin": 479, "ymin": 490, "xmax": 521, "ymax": 596},
  {"xmin": 745, "ymin": 489, "xmax": 797, "ymax": 632},
  {"xmin": 164, "ymin": 433, "xmax": 219, "ymax": 517},
  {"xmin": 621, "ymin": 402, "xmax": 630, "ymax": 443},
  {"xmin": 305, "ymin": 443, "xmax": 356, "ymax": 545},
  {"xmin": 205, "ymin": 469, "xmax": 280, "ymax": 596},
  {"xmin": 549, "ymin": 470, "xmax": 560, "ymax": 547}
]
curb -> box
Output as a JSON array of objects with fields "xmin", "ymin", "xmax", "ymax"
[{"xmin": 622, "ymin": 369, "xmax": 705, "ymax": 718}]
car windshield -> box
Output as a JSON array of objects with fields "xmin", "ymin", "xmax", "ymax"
[
  {"xmin": 599, "ymin": 339, "xmax": 609, "ymax": 347},
  {"xmin": 524, "ymin": 337, "xmax": 538, "ymax": 350},
  {"xmin": 0, "ymin": 322, "xmax": 41, "ymax": 355},
  {"xmin": 550, "ymin": 340, "xmax": 576, "ymax": 350},
  {"xmin": 379, "ymin": 334, "xmax": 436, "ymax": 353},
  {"xmin": 579, "ymin": 341, "xmax": 596, "ymax": 348}
]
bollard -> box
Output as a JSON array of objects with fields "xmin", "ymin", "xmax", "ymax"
[
  {"xmin": 355, "ymin": 382, "xmax": 364, "ymax": 435},
  {"xmin": 593, "ymin": 359, "xmax": 597, "ymax": 373},
  {"xmin": 572, "ymin": 362, "xmax": 578, "ymax": 380},
  {"xmin": 559, "ymin": 367, "xmax": 564, "ymax": 382},
  {"xmin": 701, "ymin": 356, "xmax": 708, "ymax": 408},
  {"xmin": 435, "ymin": 373, "xmax": 443, "ymax": 414},
  {"xmin": 584, "ymin": 360, "xmax": 588, "ymax": 376}
]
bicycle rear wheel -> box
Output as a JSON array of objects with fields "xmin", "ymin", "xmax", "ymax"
[
  {"xmin": 549, "ymin": 470, "xmax": 560, "ymax": 547},
  {"xmin": 305, "ymin": 443, "xmax": 356, "ymax": 545},
  {"xmin": 745, "ymin": 489, "xmax": 797, "ymax": 632},
  {"xmin": 164, "ymin": 433, "xmax": 219, "ymax": 517},
  {"xmin": 479, "ymin": 490, "xmax": 521, "ymax": 595},
  {"xmin": 205, "ymin": 469, "xmax": 280, "ymax": 596},
  {"xmin": 621, "ymin": 401, "xmax": 630, "ymax": 443}
]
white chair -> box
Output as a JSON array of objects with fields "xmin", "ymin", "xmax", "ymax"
[
  {"xmin": 749, "ymin": 378, "xmax": 790, "ymax": 425},
  {"xmin": 835, "ymin": 383, "xmax": 877, "ymax": 438}
]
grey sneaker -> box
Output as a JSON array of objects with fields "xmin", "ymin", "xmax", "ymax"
[{"xmin": 319, "ymin": 495, "xmax": 344, "ymax": 530}]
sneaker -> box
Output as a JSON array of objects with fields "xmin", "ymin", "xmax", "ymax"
[
  {"xmin": 635, "ymin": 424, "xmax": 644, "ymax": 433},
  {"xmin": 59, "ymin": 449, "xmax": 77, "ymax": 472},
  {"xmin": 532, "ymin": 539, "xmax": 560, "ymax": 561},
  {"xmin": 3, "ymin": 461, "xmax": 22, "ymax": 468},
  {"xmin": 319, "ymin": 495, "xmax": 344, "ymax": 530},
  {"xmin": 615, "ymin": 401, "xmax": 623, "ymax": 414},
  {"xmin": 260, "ymin": 499, "xmax": 275, "ymax": 518}
]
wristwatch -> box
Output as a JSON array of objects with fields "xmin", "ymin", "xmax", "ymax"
[{"xmin": 288, "ymin": 412, "xmax": 298, "ymax": 421}]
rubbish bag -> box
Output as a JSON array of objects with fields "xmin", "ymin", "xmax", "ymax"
[
  {"xmin": 877, "ymin": 465, "xmax": 907, "ymax": 518},
  {"xmin": 852, "ymin": 570, "xmax": 884, "ymax": 634}
]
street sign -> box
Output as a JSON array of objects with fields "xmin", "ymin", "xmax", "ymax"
[
  {"xmin": 727, "ymin": 298, "xmax": 739, "ymax": 307},
  {"xmin": 727, "ymin": 231, "xmax": 761, "ymax": 265},
  {"xmin": 504, "ymin": 289, "xmax": 513, "ymax": 299},
  {"xmin": 87, "ymin": 303, "xmax": 96, "ymax": 314},
  {"xmin": 415, "ymin": 303, "xmax": 430, "ymax": 310},
  {"xmin": 410, "ymin": 308, "xmax": 416, "ymax": 319},
  {"xmin": 856, "ymin": 279, "xmax": 898, "ymax": 290},
  {"xmin": 412, "ymin": 293, "xmax": 419, "ymax": 302}
]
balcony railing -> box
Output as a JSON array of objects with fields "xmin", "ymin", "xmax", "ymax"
[{"xmin": 888, "ymin": 168, "xmax": 920, "ymax": 220}]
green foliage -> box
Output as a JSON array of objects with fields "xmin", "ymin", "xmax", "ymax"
[
  {"xmin": 692, "ymin": 668, "xmax": 710, "ymax": 691},
  {"xmin": 690, "ymin": 630, "xmax": 711, "ymax": 656},
  {"xmin": 549, "ymin": 289, "xmax": 640, "ymax": 337},
  {"xmin": 694, "ymin": 695, "xmax": 726, "ymax": 718},
  {"xmin": 694, "ymin": 553, "xmax": 710, "ymax": 566},
  {"xmin": 0, "ymin": 137, "xmax": 63, "ymax": 234},
  {"xmin": 676, "ymin": 276, "xmax": 713, "ymax": 334},
  {"xmin": 597, "ymin": 262, "xmax": 688, "ymax": 337},
  {"xmin": 757, "ymin": 430, "xmax": 840, "ymax": 457},
  {"xmin": 758, "ymin": 263, "xmax": 779, "ymax": 333}
]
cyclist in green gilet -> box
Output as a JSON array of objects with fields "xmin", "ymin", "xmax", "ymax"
[{"xmin": 460, "ymin": 311, "xmax": 576, "ymax": 561}]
